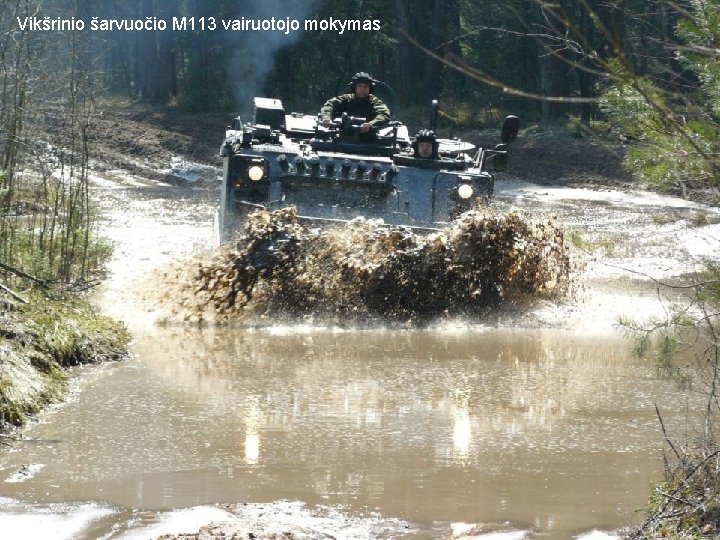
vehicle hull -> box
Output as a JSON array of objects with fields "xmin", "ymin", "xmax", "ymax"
[{"xmin": 218, "ymin": 145, "xmax": 492, "ymax": 242}]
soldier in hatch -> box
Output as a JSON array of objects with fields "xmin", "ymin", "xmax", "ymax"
[
  {"xmin": 319, "ymin": 72, "xmax": 390, "ymax": 135},
  {"xmin": 412, "ymin": 129, "xmax": 439, "ymax": 159}
]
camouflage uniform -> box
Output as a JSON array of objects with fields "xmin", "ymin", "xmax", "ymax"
[{"xmin": 319, "ymin": 94, "xmax": 390, "ymax": 127}]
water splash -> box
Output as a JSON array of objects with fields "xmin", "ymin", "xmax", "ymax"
[{"xmin": 174, "ymin": 206, "xmax": 572, "ymax": 325}]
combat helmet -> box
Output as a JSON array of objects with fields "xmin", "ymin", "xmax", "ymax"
[
  {"xmin": 412, "ymin": 129, "xmax": 439, "ymax": 159},
  {"xmin": 349, "ymin": 72, "xmax": 375, "ymax": 93}
]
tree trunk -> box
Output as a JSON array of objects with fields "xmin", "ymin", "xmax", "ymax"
[
  {"xmin": 395, "ymin": 0, "xmax": 458, "ymax": 107},
  {"xmin": 530, "ymin": 0, "xmax": 571, "ymax": 119}
]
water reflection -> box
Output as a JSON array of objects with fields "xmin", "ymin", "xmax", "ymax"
[
  {"xmin": 243, "ymin": 396, "xmax": 262, "ymax": 465},
  {"xmin": 0, "ymin": 324, "xmax": 688, "ymax": 538},
  {"xmin": 452, "ymin": 406, "xmax": 472, "ymax": 458}
]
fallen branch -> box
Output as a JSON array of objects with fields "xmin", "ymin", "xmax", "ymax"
[
  {"xmin": 0, "ymin": 281, "xmax": 29, "ymax": 304},
  {"xmin": 654, "ymin": 488, "xmax": 704, "ymax": 511},
  {"xmin": 0, "ymin": 261, "xmax": 48, "ymax": 288}
]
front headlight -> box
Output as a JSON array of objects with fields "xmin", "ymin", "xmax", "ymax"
[
  {"xmin": 458, "ymin": 183, "xmax": 473, "ymax": 199},
  {"xmin": 247, "ymin": 165, "xmax": 265, "ymax": 182}
]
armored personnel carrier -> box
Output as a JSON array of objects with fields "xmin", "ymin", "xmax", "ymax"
[{"xmin": 216, "ymin": 97, "xmax": 518, "ymax": 243}]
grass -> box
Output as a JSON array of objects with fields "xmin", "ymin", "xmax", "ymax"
[
  {"xmin": 568, "ymin": 230, "xmax": 616, "ymax": 256},
  {"xmin": 22, "ymin": 293, "xmax": 129, "ymax": 365},
  {"xmin": 0, "ymin": 293, "xmax": 129, "ymax": 431},
  {"xmin": 652, "ymin": 210, "xmax": 720, "ymax": 227}
]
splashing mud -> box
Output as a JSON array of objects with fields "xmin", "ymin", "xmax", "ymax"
[{"xmin": 159, "ymin": 206, "xmax": 573, "ymax": 324}]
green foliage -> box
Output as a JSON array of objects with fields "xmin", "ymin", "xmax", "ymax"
[
  {"xmin": 601, "ymin": 3, "xmax": 720, "ymax": 193},
  {"xmin": 611, "ymin": 2, "xmax": 720, "ymax": 506},
  {"xmin": 0, "ymin": 377, "xmax": 29, "ymax": 426},
  {"xmin": 695, "ymin": 260, "xmax": 720, "ymax": 305},
  {"xmin": 77, "ymin": 0, "xmax": 580, "ymax": 117},
  {"xmin": 676, "ymin": 0, "xmax": 720, "ymax": 115},
  {"xmin": 1, "ymin": 205, "xmax": 112, "ymax": 284},
  {"xmin": 175, "ymin": 29, "xmax": 237, "ymax": 112}
]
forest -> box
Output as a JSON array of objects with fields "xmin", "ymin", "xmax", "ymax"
[{"xmin": 0, "ymin": 0, "xmax": 702, "ymax": 117}]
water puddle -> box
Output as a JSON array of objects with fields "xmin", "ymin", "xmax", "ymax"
[
  {"xmin": 0, "ymin": 324, "xmax": 696, "ymax": 539},
  {"xmin": 496, "ymin": 179, "xmax": 720, "ymax": 280}
]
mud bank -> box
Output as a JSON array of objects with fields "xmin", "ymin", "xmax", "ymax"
[{"xmin": 0, "ymin": 294, "xmax": 129, "ymax": 433}]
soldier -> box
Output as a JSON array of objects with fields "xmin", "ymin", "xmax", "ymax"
[
  {"xmin": 412, "ymin": 129, "xmax": 439, "ymax": 159},
  {"xmin": 320, "ymin": 72, "xmax": 390, "ymax": 134}
]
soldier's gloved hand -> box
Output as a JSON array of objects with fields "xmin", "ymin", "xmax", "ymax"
[{"xmin": 360, "ymin": 122, "xmax": 372, "ymax": 133}]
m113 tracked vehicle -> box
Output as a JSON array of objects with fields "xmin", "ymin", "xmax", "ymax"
[{"xmin": 217, "ymin": 96, "xmax": 519, "ymax": 243}]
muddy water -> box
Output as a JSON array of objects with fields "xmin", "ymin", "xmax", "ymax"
[
  {"xmin": 1, "ymin": 168, "xmax": 719, "ymax": 539},
  {"xmin": 0, "ymin": 325, "xmax": 690, "ymax": 539}
]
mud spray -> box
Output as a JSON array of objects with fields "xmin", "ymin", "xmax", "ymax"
[{"xmin": 157, "ymin": 206, "xmax": 573, "ymax": 325}]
